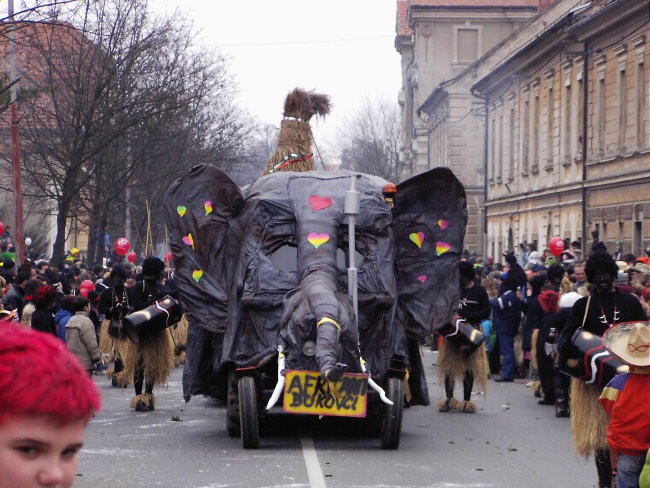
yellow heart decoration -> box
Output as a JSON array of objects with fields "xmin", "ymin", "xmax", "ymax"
[
  {"xmin": 436, "ymin": 241, "xmax": 451, "ymax": 255},
  {"xmin": 204, "ymin": 200, "xmax": 213, "ymax": 215},
  {"xmin": 177, "ymin": 205, "xmax": 187, "ymax": 217},
  {"xmin": 192, "ymin": 269, "xmax": 203, "ymax": 283},
  {"xmin": 307, "ymin": 232, "xmax": 330, "ymax": 250},
  {"xmin": 438, "ymin": 220, "xmax": 448, "ymax": 230},
  {"xmin": 409, "ymin": 232, "xmax": 425, "ymax": 248}
]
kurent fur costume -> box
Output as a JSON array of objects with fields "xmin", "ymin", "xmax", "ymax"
[
  {"xmin": 98, "ymin": 268, "xmax": 132, "ymax": 386},
  {"xmin": 124, "ymin": 257, "xmax": 175, "ymax": 412},
  {"xmin": 438, "ymin": 263, "xmax": 490, "ymax": 414},
  {"xmin": 559, "ymin": 249, "xmax": 647, "ymax": 488}
]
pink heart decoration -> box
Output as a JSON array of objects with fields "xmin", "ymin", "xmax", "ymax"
[
  {"xmin": 417, "ymin": 275, "xmax": 427, "ymax": 283},
  {"xmin": 436, "ymin": 241, "xmax": 451, "ymax": 255},
  {"xmin": 309, "ymin": 195, "xmax": 333, "ymax": 212},
  {"xmin": 409, "ymin": 232, "xmax": 425, "ymax": 248},
  {"xmin": 438, "ymin": 220, "xmax": 448, "ymax": 230},
  {"xmin": 307, "ymin": 232, "xmax": 330, "ymax": 249},
  {"xmin": 182, "ymin": 233, "xmax": 194, "ymax": 249}
]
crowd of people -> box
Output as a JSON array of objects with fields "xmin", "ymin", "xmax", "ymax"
[
  {"xmin": 1, "ymin": 235, "xmax": 648, "ymax": 487},
  {"xmin": 0, "ymin": 245, "xmax": 184, "ymax": 414},
  {"xmin": 444, "ymin": 239, "xmax": 650, "ymax": 488}
]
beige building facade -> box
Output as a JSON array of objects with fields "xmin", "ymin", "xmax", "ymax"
[
  {"xmin": 395, "ymin": 0, "xmax": 539, "ymax": 253},
  {"xmin": 473, "ymin": 0, "xmax": 650, "ymax": 260}
]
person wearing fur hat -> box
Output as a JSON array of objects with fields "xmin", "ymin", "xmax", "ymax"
[
  {"xmin": 438, "ymin": 261, "xmax": 490, "ymax": 413},
  {"xmin": 98, "ymin": 265, "xmax": 132, "ymax": 386},
  {"xmin": 122, "ymin": 257, "xmax": 174, "ymax": 412},
  {"xmin": 560, "ymin": 249, "xmax": 647, "ymax": 488},
  {"xmin": 599, "ymin": 322, "xmax": 650, "ymax": 488}
]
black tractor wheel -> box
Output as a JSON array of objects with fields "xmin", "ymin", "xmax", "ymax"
[
  {"xmin": 380, "ymin": 377, "xmax": 404, "ymax": 450},
  {"xmin": 238, "ymin": 376, "xmax": 259, "ymax": 449},
  {"xmin": 226, "ymin": 372, "xmax": 240, "ymax": 438}
]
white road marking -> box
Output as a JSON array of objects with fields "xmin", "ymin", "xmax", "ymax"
[{"xmin": 300, "ymin": 435, "xmax": 327, "ymax": 488}]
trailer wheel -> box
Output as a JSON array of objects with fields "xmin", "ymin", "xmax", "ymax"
[
  {"xmin": 238, "ymin": 376, "xmax": 259, "ymax": 449},
  {"xmin": 226, "ymin": 372, "xmax": 240, "ymax": 438},
  {"xmin": 380, "ymin": 377, "xmax": 404, "ymax": 450}
]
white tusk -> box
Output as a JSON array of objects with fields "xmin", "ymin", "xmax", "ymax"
[
  {"xmin": 368, "ymin": 375, "xmax": 393, "ymax": 405},
  {"xmin": 359, "ymin": 357, "xmax": 393, "ymax": 405},
  {"xmin": 266, "ymin": 348, "xmax": 286, "ymax": 410}
]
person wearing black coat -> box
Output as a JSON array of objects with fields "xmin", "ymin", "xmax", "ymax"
[
  {"xmin": 558, "ymin": 249, "xmax": 647, "ymax": 488},
  {"xmin": 438, "ymin": 262, "xmax": 490, "ymax": 414},
  {"xmin": 122, "ymin": 257, "xmax": 174, "ymax": 413},
  {"xmin": 520, "ymin": 274, "xmax": 546, "ymax": 378},
  {"xmin": 98, "ymin": 266, "xmax": 132, "ymax": 385},
  {"xmin": 30, "ymin": 285, "xmax": 58, "ymax": 338}
]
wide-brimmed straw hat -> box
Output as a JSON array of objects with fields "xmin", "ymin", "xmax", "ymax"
[{"xmin": 603, "ymin": 322, "xmax": 650, "ymax": 367}]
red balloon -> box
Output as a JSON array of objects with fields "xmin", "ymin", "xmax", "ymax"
[
  {"xmin": 165, "ymin": 252, "xmax": 173, "ymax": 262},
  {"xmin": 127, "ymin": 251, "xmax": 137, "ymax": 263},
  {"xmin": 115, "ymin": 237, "xmax": 130, "ymax": 256},
  {"xmin": 548, "ymin": 237, "xmax": 565, "ymax": 257},
  {"xmin": 0, "ymin": 220, "xmax": 4, "ymax": 235},
  {"xmin": 79, "ymin": 279, "xmax": 94, "ymax": 298}
]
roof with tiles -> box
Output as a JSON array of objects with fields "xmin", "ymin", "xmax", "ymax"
[
  {"xmin": 396, "ymin": 0, "xmax": 412, "ymax": 39},
  {"xmin": 397, "ymin": 0, "xmax": 544, "ymax": 41}
]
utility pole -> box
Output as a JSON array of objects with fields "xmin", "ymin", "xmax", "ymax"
[{"xmin": 8, "ymin": 0, "xmax": 24, "ymax": 263}]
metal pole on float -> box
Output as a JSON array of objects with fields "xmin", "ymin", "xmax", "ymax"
[
  {"xmin": 345, "ymin": 174, "xmax": 360, "ymax": 327},
  {"xmin": 8, "ymin": 0, "xmax": 24, "ymax": 264}
]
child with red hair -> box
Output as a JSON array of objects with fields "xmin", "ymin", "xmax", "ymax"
[{"xmin": 0, "ymin": 323, "xmax": 101, "ymax": 488}]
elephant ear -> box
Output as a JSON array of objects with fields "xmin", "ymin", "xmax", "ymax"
[
  {"xmin": 392, "ymin": 167, "xmax": 467, "ymax": 338},
  {"xmin": 164, "ymin": 164, "xmax": 245, "ymax": 333}
]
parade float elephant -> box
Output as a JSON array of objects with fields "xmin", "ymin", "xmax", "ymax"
[{"xmin": 164, "ymin": 164, "xmax": 467, "ymax": 448}]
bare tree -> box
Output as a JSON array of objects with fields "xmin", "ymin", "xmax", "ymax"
[
  {"xmin": 2, "ymin": 0, "xmax": 251, "ymax": 264},
  {"xmin": 336, "ymin": 97, "xmax": 403, "ymax": 181}
]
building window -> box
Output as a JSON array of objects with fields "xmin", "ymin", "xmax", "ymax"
[
  {"xmin": 564, "ymin": 83, "xmax": 572, "ymax": 161},
  {"xmin": 522, "ymin": 97, "xmax": 529, "ymax": 172},
  {"xmin": 509, "ymin": 106, "xmax": 515, "ymax": 179},
  {"xmin": 576, "ymin": 73, "xmax": 584, "ymax": 159},
  {"xmin": 637, "ymin": 61, "xmax": 646, "ymax": 149},
  {"xmin": 618, "ymin": 69, "xmax": 627, "ymax": 152},
  {"xmin": 453, "ymin": 23, "xmax": 482, "ymax": 67},
  {"xmin": 598, "ymin": 77, "xmax": 606, "ymax": 156},
  {"xmin": 532, "ymin": 90, "xmax": 540, "ymax": 171},
  {"xmin": 547, "ymin": 86, "xmax": 554, "ymax": 168},
  {"xmin": 457, "ymin": 29, "xmax": 479, "ymax": 63},
  {"xmin": 489, "ymin": 114, "xmax": 495, "ymax": 182},
  {"xmin": 497, "ymin": 110, "xmax": 504, "ymax": 181}
]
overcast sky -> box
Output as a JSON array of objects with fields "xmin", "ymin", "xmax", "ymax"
[{"xmin": 153, "ymin": 0, "xmax": 403, "ymax": 146}]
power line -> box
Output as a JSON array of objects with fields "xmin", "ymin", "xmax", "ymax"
[{"xmin": 196, "ymin": 35, "xmax": 393, "ymax": 48}]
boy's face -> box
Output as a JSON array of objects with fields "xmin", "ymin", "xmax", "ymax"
[{"xmin": 0, "ymin": 416, "xmax": 86, "ymax": 488}]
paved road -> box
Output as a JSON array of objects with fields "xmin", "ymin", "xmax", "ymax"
[{"xmin": 75, "ymin": 350, "xmax": 596, "ymax": 487}]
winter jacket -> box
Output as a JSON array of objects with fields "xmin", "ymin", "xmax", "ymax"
[
  {"xmin": 55, "ymin": 308, "xmax": 74, "ymax": 342},
  {"xmin": 31, "ymin": 307, "xmax": 57, "ymax": 337},
  {"xmin": 2, "ymin": 284, "xmax": 25, "ymax": 318},
  {"xmin": 490, "ymin": 289, "xmax": 522, "ymax": 337},
  {"xmin": 66, "ymin": 311, "xmax": 100, "ymax": 370}
]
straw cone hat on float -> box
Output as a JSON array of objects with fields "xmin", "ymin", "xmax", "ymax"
[{"xmin": 603, "ymin": 322, "xmax": 650, "ymax": 367}]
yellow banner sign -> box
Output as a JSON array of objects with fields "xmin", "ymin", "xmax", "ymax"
[{"xmin": 283, "ymin": 370, "xmax": 368, "ymax": 418}]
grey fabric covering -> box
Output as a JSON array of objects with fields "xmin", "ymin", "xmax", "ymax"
[{"xmin": 164, "ymin": 165, "xmax": 466, "ymax": 405}]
